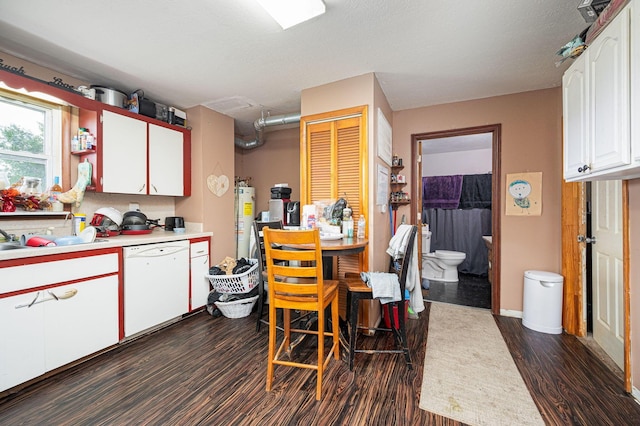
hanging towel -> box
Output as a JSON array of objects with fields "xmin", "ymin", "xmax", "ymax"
[
  {"xmin": 386, "ymin": 223, "xmax": 413, "ymax": 260},
  {"xmin": 422, "ymin": 175, "xmax": 463, "ymax": 209},
  {"xmin": 360, "ymin": 272, "xmax": 401, "ymax": 304},
  {"xmin": 458, "ymin": 173, "xmax": 492, "ymax": 209},
  {"xmin": 386, "ymin": 224, "xmax": 425, "ymax": 315}
]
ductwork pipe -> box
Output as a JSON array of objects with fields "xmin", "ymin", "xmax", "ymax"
[{"xmin": 234, "ymin": 112, "xmax": 301, "ymax": 150}]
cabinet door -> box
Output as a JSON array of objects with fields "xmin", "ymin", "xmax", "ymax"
[
  {"xmin": 563, "ymin": 53, "xmax": 589, "ymax": 180},
  {"xmin": 44, "ymin": 276, "xmax": 119, "ymax": 371},
  {"xmin": 149, "ymin": 124, "xmax": 184, "ymax": 196},
  {"xmin": 301, "ymin": 107, "xmax": 367, "ymax": 277},
  {"xmin": 190, "ymin": 241, "xmax": 210, "ymax": 310},
  {"xmin": 102, "ymin": 110, "xmax": 148, "ymax": 194},
  {"xmin": 588, "ymin": 6, "xmax": 631, "ymax": 172},
  {"xmin": 0, "ymin": 291, "xmax": 45, "ymax": 392}
]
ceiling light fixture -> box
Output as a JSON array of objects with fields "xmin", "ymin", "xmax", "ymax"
[{"xmin": 257, "ymin": 0, "xmax": 326, "ymax": 30}]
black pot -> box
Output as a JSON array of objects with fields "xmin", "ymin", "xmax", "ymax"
[
  {"xmin": 121, "ymin": 224, "xmax": 151, "ymax": 231},
  {"xmin": 122, "ymin": 210, "xmax": 147, "ymax": 226}
]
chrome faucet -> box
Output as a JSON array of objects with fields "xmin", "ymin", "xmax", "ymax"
[{"xmin": 0, "ymin": 228, "xmax": 16, "ymax": 242}]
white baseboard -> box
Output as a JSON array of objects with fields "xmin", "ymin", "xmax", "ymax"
[{"xmin": 499, "ymin": 309, "xmax": 523, "ymax": 318}]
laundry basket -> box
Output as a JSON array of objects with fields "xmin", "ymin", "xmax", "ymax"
[
  {"xmin": 215, "ymin": 295, "xmax": 259, "ymax": 318},
  {"xmin": 206, "ymin": 259, "xmax": 259, "ymax": 293}
]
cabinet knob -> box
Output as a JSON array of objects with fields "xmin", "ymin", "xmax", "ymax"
[{"xmin": 577, "ymin": 164, "xmax": 590, "ymax": 173}]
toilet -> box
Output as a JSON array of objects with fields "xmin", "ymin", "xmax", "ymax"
[{"xmin": 422, "ymin": 226, "xmax": 466, "ymax": 282}]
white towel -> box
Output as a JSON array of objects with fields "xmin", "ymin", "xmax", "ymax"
[
  {"xmin": 386, "ymin": 225, "xmax": 425, "ymax": 315},
  {"xmin": 361, "ymin": 272, "xmax": 401, "ymax": 304},
  {"xmin": 405, "ymin": 236, "xmax": 425, "ymax": 314},
  {"xmin": 386, "ymin": 224, "xmax": 413, "ymax": 260}
]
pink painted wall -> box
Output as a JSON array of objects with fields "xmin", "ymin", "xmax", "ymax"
[
  {"xmin": 393, "ymin": 88, "xmax": 564, "ymax": 312},
  {"xmin": 177, "ymin": 105, "xmax": 235, "ymax": 264},
  {"xmin": 235, "ymin": 127, "xmax": 301, "ymax": 216}
]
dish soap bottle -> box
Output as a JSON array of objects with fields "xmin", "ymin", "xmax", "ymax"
[{"xmin": 357, "ymin": 215, "xmax": 365, "ymax": 239}]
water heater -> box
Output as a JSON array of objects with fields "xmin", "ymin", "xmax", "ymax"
[{"xmin": 236, "ymin": 186, "xmax": 255, "ymax": 258}]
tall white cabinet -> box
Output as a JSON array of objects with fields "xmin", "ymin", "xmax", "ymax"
[{"xmin": 563, "ymin": 2, "xmax": 637, "ymax": 181}]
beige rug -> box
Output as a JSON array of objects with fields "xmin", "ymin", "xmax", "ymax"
[{"xmin": 419, "ymin": 302, "xmax": 544, "ymax": 426}]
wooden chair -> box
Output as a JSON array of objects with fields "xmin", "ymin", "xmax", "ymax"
[
  {"xmin": 345, "ymin": 225, "xmax": 418, "ymax": 371},
  {"xmin": 253, "ymin": 220, "xmax": 283, "ymax": 332},
  {"xmin": 263, "ymin": 228, "xmax": 340, "ymax": 400}
]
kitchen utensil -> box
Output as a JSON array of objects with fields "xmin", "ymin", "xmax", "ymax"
[
  {"xmin": 91, "ymin": 85, "xmax": 128, "ymax": 108},
  {"xmin": 122, "ymin": 210, "xmax": 148, "ymax": 226},
  {"xmin": 23, "ymin": 235, "xmax": 57, "ymax": 247},
  {"xmin": 165, "ymin": 216, "xmax": 184, "ymax": 231},
  {"xmin": 121, "ymin": 224, "xmax": 151, "ymax": 231},
  {"xmin": 54, "ymin": 235, "xmax": 84, "ymax": 246},
  {"xmin": 79, "ymin": 226, "xmax": 97, "ymax": 243},
  {"xmin": 93, "ymin": 207, "xmax": 123, "ymax": 226}
]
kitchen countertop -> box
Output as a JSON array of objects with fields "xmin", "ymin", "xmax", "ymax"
[{"xmin": 0, "ymin": 229, "xmax": 213, "ymax": 262}]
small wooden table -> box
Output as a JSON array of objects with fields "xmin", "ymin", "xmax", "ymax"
[{"xmin": 320, "ymin": 237, "xmax": 368, "ymax": 279}]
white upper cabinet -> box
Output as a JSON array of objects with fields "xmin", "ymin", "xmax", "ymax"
[
  {"xmin": 148, "ymin": 123, "xmax": 184, "ymax": 196},
  {"xmin": 563, "ymin": 52, "xmax": 589, "ymax": 180},
  {"xmin": 102, "ymin": 110, "xmax": 148, "ymax": 194},
  {"xmin": 588, "ymin": 6, "xmax": 630, "ymax": 172},
  {"xmin": 101, "ymin": 110, "xmax": 187, "ymax": 196},
  {"xmin": 563, "ymin": 2, "xmax": 637, "ymax": 181}
]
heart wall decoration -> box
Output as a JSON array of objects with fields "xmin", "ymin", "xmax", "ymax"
[{"xmin": 207, "ymin": 174, "xmax": 230, "ymax": 197}]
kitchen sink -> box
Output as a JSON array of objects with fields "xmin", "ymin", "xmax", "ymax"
[{"xmin": 0, "ymin": 243, "xmax": 26, "ymax": 251}]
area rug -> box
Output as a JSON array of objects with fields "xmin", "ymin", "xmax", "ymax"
[{"xmin": 419, "ymin": 302, "xmax": 544, "ymax": 426}]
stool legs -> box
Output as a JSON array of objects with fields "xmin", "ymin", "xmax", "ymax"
[
  {"xmin": 346, "ymin": 292, "xmax": 412, "ymax": 371},
  {"xmin": 348, "ymin": 291, "xmax": 360, "ymax": 371}
]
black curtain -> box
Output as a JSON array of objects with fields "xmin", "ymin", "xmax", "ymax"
[{"xmin": 423, "ymin": 208, "xmax": 492, "ymax": 275}]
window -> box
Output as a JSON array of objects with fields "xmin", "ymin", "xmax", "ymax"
[{"xmin": 0, "ymin": 91, "xmax": 62, "ymax": 191}]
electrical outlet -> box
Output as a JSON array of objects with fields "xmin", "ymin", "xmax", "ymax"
[{"xmin": 129, "ymin": 203, "xmax": 139, "ymax": 211}]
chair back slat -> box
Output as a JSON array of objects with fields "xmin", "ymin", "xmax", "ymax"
[{"xmin": 263, "ymin": 228, "xmax": 325, "ymax": 300}]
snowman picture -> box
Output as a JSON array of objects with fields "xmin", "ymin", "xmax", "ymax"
[{"xmin": 509, "ymin": 179, "xmax": 532, "ymax": 211}]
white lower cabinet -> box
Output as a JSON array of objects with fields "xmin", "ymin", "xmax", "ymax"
[
  {"xmin": 0, "ymin": 251, "xmax": 119, "ymax": 393},
  {"xmin": 190, "ymin": 240, "xmax": 211, "ymax": 310},
  {"xmin": 0, "ymin": 291, "xmax": 45, "ymax": 392},
  {"xmin": 45, "ymin": 277, "xmax": 119, "ymax": 371}
]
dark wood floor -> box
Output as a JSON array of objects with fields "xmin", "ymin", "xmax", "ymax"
[
  {"xmin": 1, "ymin": 303, "xmax": 639, "ymax": 425},
  {"xmin": 424, "ymin": 273, "xmax": 492, "ymax": 309}
]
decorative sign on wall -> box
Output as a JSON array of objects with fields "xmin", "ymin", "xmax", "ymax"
[
  {"xmin": 505, "ymin": 172, "xmax": 542, "ymax": 216},
  {"xmin": 207, "ymin": 174, "xmax": 230, "ymax": 197}
]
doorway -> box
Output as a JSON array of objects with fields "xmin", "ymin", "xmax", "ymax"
[
  {"xmin": 411, "ymin": 124, "xmax": 501, "ymax": 315},
  {"xmin": 589, "ymin": 180, "xmax": 625, "ymax": 370},
  {"xmin": 561, "ymin": 179, "xmax": 630, "ymax": 390}
]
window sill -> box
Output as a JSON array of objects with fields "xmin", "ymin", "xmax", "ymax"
[{"xmin": 0, "ymin": 211, "xmax": 72, "ymax": 218}]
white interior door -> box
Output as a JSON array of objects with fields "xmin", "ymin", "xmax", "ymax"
[{"xmin": 591, "ymin": 180, "xmax": 624, "ymax": 369}]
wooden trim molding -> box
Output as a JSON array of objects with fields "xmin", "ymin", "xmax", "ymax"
[
  {"xmin": 561, "ymin": 180, "xmax": 586, "ymax": 336},
  {"xmin": 411, "ymin": 124, "xmax": 502, "ymax": 315}
]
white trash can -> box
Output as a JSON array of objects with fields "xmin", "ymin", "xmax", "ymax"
[{"xmin": 522, "ymin": 270, "xmax": 564, "ymax": 334}]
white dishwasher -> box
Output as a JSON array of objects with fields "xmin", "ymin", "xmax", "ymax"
[{"xmin": 123, "ymin": 240, "xmax": 190, "ymax": 337}]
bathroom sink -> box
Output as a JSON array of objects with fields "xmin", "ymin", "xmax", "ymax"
[{"xmin": 0, "ymin": 242, "xmax": 26, "ymax": 251}]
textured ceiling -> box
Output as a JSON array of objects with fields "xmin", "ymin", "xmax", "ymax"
[{"xmin": 0, "ymin": 0, "xmax": 587, "ymax": 138}]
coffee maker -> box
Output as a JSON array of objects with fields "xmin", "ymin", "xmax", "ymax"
[{"xmin": 270, "ymin": 186, "xmax": 291, "ymax": 225}]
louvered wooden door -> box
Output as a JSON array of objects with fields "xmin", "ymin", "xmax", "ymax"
[{"xmin": 300, "ymin": 106, "xmax": 368, "ymax": 278}]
